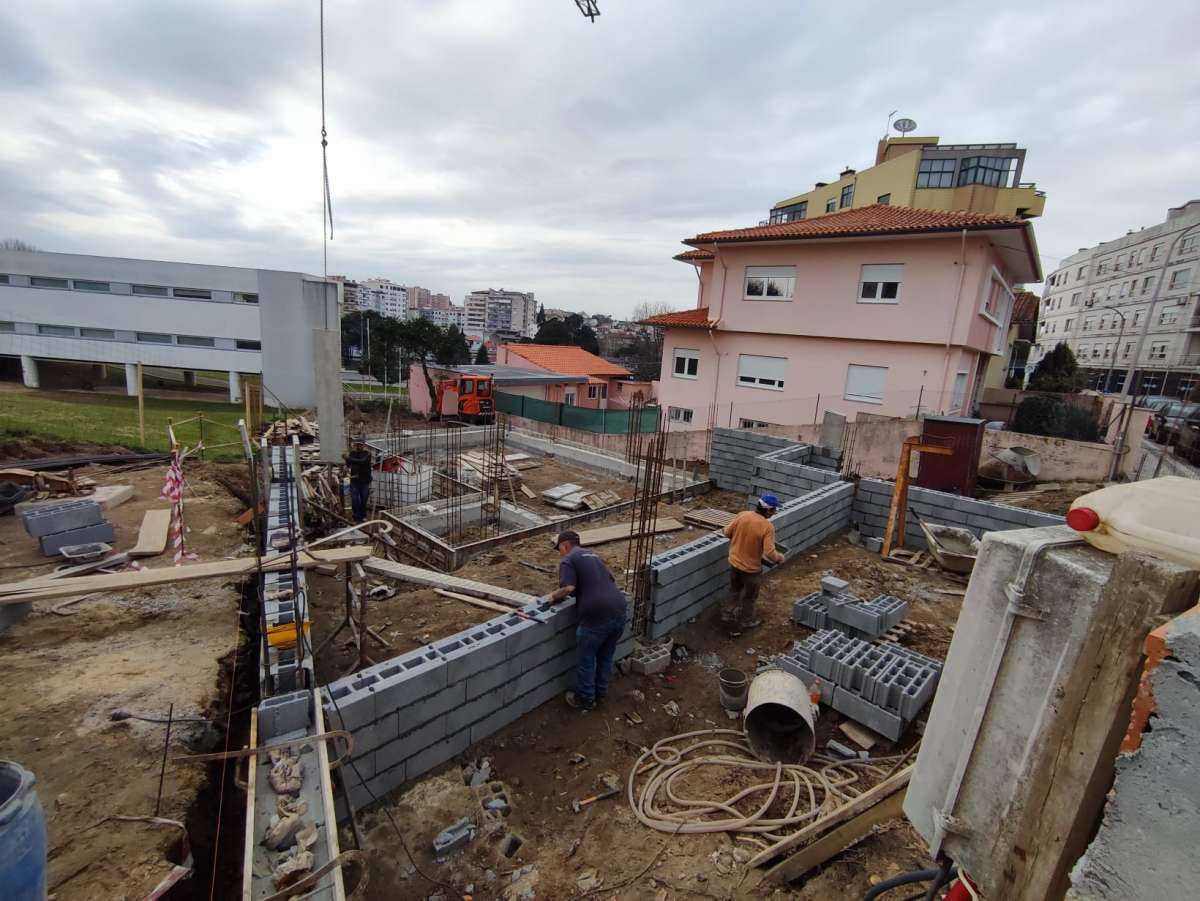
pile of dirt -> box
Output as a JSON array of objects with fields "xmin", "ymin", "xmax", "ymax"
[{"xmin": 0, "ymin": 433, "xmax": 134, "ymax": 465}]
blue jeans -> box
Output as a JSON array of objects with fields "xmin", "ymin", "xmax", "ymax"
[
  {"xmin": 575, "ymin": 613, "xmax": 625, "ymax": 705},
  {"xmin": 349, "ymin": 480, "xmax": 370, "ymax": 522}
]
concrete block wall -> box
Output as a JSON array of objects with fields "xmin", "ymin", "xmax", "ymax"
[
  {"xmin": 323, "ymin": 597, "xmax": 635, "ymax": 814},
  {"xmin": 851, "ymin": 478, "xmax": 1065, "ymax": 549},
  {"xmin": 709, "ymin": 428, "xmax": 799, "ymax": 493},
  {"xmin": 750, "ymin": 443, "xmax": 841, "ymax": 502},
  {"xmin": 644, "ymin": 481, "xmax": 855, "ymax": 638}
]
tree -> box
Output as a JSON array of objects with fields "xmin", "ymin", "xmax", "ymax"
[
  {"xmin": 1027, "ymin": 342, "xmax": 1087, "ymax": 393},
  {"xmin": 395, "ymin": 320, "xmax": 472, "ymax": 417},
  {"xmin": 576, "ymin": 324, "xmax": 600, "ymax": 355},
  {"xmin": 536, "ymin": 303, "xmax": 546, "ymax": 326},
  {"xmin": 631, "ymin": 300, "xmax": 676, "ymax": 322},
  {"xmin": 1012, "ymin": 395, "xmax": 1101, "ymax": 441},
  {"xmin": 534, "ymin": 319, "xmax": 571, "ymax": 345},
  {"xmin": 474, "ymin": 343, "xmax": 491, "ymax": 365},
  {"xmin": 0, "ymin": 238, "xmax": 40, "ymax": 252}
]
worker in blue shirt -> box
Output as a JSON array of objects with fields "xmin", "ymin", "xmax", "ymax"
[{"xmin": 547, "ymin": 530, "xmax": 628, "ymax": 710}]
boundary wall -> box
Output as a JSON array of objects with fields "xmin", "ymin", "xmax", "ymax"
[{"xmin": 323, "ymin": 595, "xmax": 634, "ymax": 815}]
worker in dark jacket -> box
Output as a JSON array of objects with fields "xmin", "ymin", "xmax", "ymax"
[
  {"xmin": 343, "ymin": 438, "xmax": 373, "ymax": 523},
  {"xmin": 548, "ymin": 530, "xmax": 628, "ymax": 710}
]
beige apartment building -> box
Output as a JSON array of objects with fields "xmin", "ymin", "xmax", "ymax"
[{"xmin": 1032, "ymin": 200, "xmax": 1200, "ymax": 397}]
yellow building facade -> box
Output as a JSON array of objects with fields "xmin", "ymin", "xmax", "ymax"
[{"xmin": 769, "ymin": 136, "xmax": 1046, "ymax": 224}]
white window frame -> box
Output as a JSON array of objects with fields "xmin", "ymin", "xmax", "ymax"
[
  {"xmin": 1181, "ymin": 235, "xmax": 1198, "ymax": 254},
  {"xmin": 672, "ymin": 347, "xmax": 700, "ymax": 379},
  {"xmin": 736, "ymin": 354, "xmax": 786, "ymax": 391},
  {"xmin": 858, "ymin": 264, "xmax": 903, "ymax": 304},
  {"xmin": 587, "ymin": 385, "xmax": 598, "ymax": 399},
  {"xmin": 668, "ymin": 406, "xmax": 693, "ymax": 424},
  {"xmin": 743, "ymin": 266, "xmax": 795, "ymax": 302},
  {"xmin": 1149, "ymin": 341, "xmax": 1168, "ymax": 360},
  {"xmin": 844, "ymin": 363, "xmax": 888, "ymax": 405},
  {"xmin": 738, "ymin": 418, "xmax": 774, "ymax": 429},
  {"xmin": 1168, "ymin": 269, "xmax": 1191, "ymax": 290},
  {"xmin": 979, "ymin": 266, "xmax": 1014, "ymax": 329},
  {"xmin": 563, "ymin": 390, "xmax": 577, "ymax": 406},
  {"xmin": 37, "ymin": 323, "xmax": 76, "ymax": 337},
  {"xmin": 949, "ymin": 371, "xmax": 969, "ymax": 413}
]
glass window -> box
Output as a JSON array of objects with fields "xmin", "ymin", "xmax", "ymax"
[
  {"xmin": 176, "ymin": 335, "xmax": 215, "ymax": 347},
  {"xmin": 845, "ymin": 364, "xmax": 887, "ymax": 403},
  {"xmin": 136, "ymin": 332, "xmax": 172, "ymax": 344},
  {"xmin": 1149, "ymin": 341, "xmax": 1168, "ymax": 360},
  {"xmin": 79, "ymin": 327, "xmax": 115, "ymax": 339},
  {"xmin": 1169, "ymin": 269, "xmax": 1191, "ymax": 290},
  {"xmin": 1181, "ymin": 236, "xmax": 1198, "ymax": 254},
  {"xmin": 0, "ymin": 274, "xmax": 9, "ymax": 284},
  {"xmin": 769, "ymin": 201, "xmax": 806, "ymax": 224},
  {"xmin": 736, "ymin": 354, "xmax": 786, "ymax": 390},
  {"xmin": 0, "ymin": 321, "xmax": 14, "ymax": 332},
  {"xmin": 1142, "ymin": 276, "xmax": 1155, "ymax": 294},
  {"xmin": 1071, "ymin": 292, "xmax": 1081, "ymax": 306},
  {"xmin": 738, "ymin": 418, "xmax": 774, "ymax": 429},
  {"xmin": 957, "ymin": 156, "xmax": 1018, "ymax": 188},
  {"xmin": 672, "ymin": 348, "xmax": 699, "ymax": 378},
  {"xmin": 236, "ymin": 339, "xmax": 262, "ymax": 351},
  {"xmin": 235, "ymin": 292, "xmax": 259, "ymax": 304},
  {"xmin": 825, "ymin": 198, "xmax": 836, "ymax": 213},
  {"xmin": 916, "ymin": 158, "xmax": 956, "ymax": 188},
  {"xmin": 1083, "ymin": 317, "xmax": 1094, "ymax": 331},
  {"xmin": 173, "ymin": 287, "xmax": 212, "ymax": 300},
  {"xmin": 132, "ymin": 284, "xmax": 169, "ymax": 296},
  {"xmin": 587, "ymin": 385, "xmax": 598, "ymax": 399},
  {"xmin": 1077, "ymin": 266, "xmax": 1087, "ymax": 279},
  {"xmin": 37, "ymin": 324, "xmax": 76, "ymax": 336},
  {"xmin": 877, "ymin": 193, "xmax": 891, "ymax": 205},
  {"xmin": 73, "ymin": 280, "xmax": 110, "ymax": 292},
  {"xmin": 668, "ymin": 407, "xmax": 693, "ymax": 423},
  {"xmin": 1150, "ymin": 245, "xmax": 1162, "ymax": 261},
  {"xmin": 29, "ymin": 276, "xmax": 69, "ymax": 289},
  {"xmin": 840, "ymin": 183, "xmax": 855, "ymax": 208},
  {"xmin": 859, "ymin": 264, "xmax": 903, "ymax": 303},
  {"xmin": 743, "ymin": 266, "xmax": 794, "ymax": 301}
]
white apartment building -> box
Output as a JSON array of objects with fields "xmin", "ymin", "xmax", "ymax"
[
  {"xmin": 408, "ymin": 305, "xmax": 466, "ymax": 329},
  {"xmin": 363, "ymin": 278, "xmax": 407, "ymax": 319},
  {"xmin": 464, "ymin": 289, "xmax": 537, "ymax": 339},
  {"xmin": 0, "ymin": 250, "xmax": 339, "ymax": 407},
  {"xmin": 1032, "ymin": 200, "xmax": 1200, "ymax": 396}
]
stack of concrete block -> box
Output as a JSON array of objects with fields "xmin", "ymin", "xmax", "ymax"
[
  {"xmin": 709, "ymin": 428, "xmax": 798, "ymax": 493},
  {"xmin": 324, "ymin": 596, "xmax": 635, "ymax": 814},
  {"xmin": 773, "ymin": 629, "xmax": 942, "ymax": 740},
  {"xmin": 628, "ymin": 641, "xmax": 671, "ymax": 675},
  {"xmin": 259, "ymin": 443, "xmax": 310, "ymax": 695},
  {"xmin": 751, "ymin": 444, "xmax": 840, "ymax": 502},
  {"xmin": 791, "ymin": 574, "xmax": 908, "ymax": 640},
  {"xmin": 851, "ymin": 478, "xmax": 1065, "ymax": 549},
  {"xmin": 23, "ymin": 498, "xmax": 115, "ymax": 556},
  {"xmin": 643, "ymin": 481, "xmax": 856, "ymax": 639}
]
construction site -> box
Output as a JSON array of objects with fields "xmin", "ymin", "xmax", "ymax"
[{"xmin": 1, "ymin": 389, "xmax": 1196, "ymax": 901}]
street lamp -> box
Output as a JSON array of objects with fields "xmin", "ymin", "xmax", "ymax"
[{"xmin": 1087, "ymin": 298, "xmax": 1127, "ymax": 394}]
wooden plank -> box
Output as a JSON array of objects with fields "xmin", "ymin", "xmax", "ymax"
[
  {"xmin": 241, "ymin": 707, "xmax": 259, "ymax": 901},
  {"xmin": 435, "ymin": 589, "xmax": 515, "ymax": 614},
  {"xmin": 838, "ymin": 721, "xmax": 880, "ymax": 751},
  {"xmin": 683, "ymin": 508, "xmax": 736, "ymax": 529},
  {"xmin": 362, "ymin": 556, "xmax": 537, "ymax": 607},
  {"xmin": 129, "ymin": 508, "xmax": 172, "ymax": 557},
  {"xmin": 760, "ymin": 787, "xmax": 905, "ymax": 885},
  {"xmin": 520, "ymin": 484, "xmax": 537, "ymax": 500},
  {"xmin": 748, "ymin": 766, "xmax": 912, "ymax": 868},
  {"xmin": 0, "ymin": 546, "xmax": 372, "ymax": 606},
  {"xmin": 576, "ymin": 518, "xmax": 684, "ymax": 547}
]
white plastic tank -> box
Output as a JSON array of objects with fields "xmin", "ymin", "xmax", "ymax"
[{"xmin": 1067, "ymin": 476, "xmax": 1200, "ymax": 568}]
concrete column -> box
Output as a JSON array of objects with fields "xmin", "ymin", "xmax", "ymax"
[
  {"xmin": 125, "ymin": 363, "xmax": 139, "ymax": 396},
  {"xmin": 229, "ymin": 371, "xmax": 242, "ymax": 403},
  {"xmin": 20, "ymin": 355, "xmax": 38, "ymax": 388},
  {"xmin": 183, "ymin": 370, "xmax": 196, "ymax": 387}
]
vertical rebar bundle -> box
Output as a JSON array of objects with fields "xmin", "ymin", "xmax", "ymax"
[{"xmin": 626, "ymin": 413, "xmax": 666, "ymax": 636}]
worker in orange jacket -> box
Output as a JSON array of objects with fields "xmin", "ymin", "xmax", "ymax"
[{"xmin": 721, "ymin": 495, "xmax": 784, "ymax": 633}]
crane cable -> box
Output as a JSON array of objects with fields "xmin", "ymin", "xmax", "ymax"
[{"xmin": 320, "ymin": 0, "xmax": 334, "ymax": 277}]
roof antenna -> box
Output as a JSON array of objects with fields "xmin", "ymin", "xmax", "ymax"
[
  {"xmin": 575, "ymin": 1, "xmax": 600, "ymax": 21},
  {"xmin": 885, "ymin": 110, "xmax": 898, "ymax": 140}
]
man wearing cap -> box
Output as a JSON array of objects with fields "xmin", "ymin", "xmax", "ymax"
[
  {"xmin": 547, "ymin": 530, "xmax": 628, "ymax": 710},
  {"xmin": 343, "ymin": 438, "xmax": 373, "ymax": 524},
  {"xmin": 721, "ymin": 495, "xmax": 784, "ymax": 632}
]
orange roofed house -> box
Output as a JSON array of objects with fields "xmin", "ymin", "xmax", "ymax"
[{"xmin": 496, "ymin": 344, "xmax": 652, "ymax": 409}]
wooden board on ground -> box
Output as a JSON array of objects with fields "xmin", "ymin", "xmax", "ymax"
[
  {"xmin": 838, "ymin": 721, "xmax": 881, "ymax": 750},
  {"xmin": 362, "ymin": 556, "xmax": 537, "ymax": 607},
  {"xmin": 576, "ymin": 518, "xmax": 685, "ymax": 547},
  {"xmin": 129, "ymin": 508, "xmax": 172, "ymax": 557},
  {"xmin": 519, "ymin": 484, "xmax": 537, "ymax": 499},
  {"xmin": 684, "ymin": 508, "xmax": 736, "ymax": 530},
  {"xmin": 435, "ymin": 589, "xmax": 515, "ymax": 615},
  {"xmin": 580, "ymin": 490, "xmax": 622, "ymax": 510},
  {"xmin": 0, "ymin": 546, "xmax": 373, "ymax": 606}
]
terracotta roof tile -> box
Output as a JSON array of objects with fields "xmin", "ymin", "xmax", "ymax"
[
  {"xmin": 1011, "ymin": 290, "xmax": 1039, "ymax": 323},
  {"xmin": 688, "ymin": 204, "xmax": 1028, "ymax": 244},
  {"xmin": 502, "ymin": 343, "xmax": 630, "ymax": 377},
  {"xmin": 638, "ymin": 307, "xmax": 717, "ymax": 329},
  {"xmin": 673, "ymin": 248, "xmax": 715, "ymax": 262}
]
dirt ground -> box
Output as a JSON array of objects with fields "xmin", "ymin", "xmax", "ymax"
[
  {"xmin": 333, "ymin": 511, "xmax": 967, "ymax": 899},
  {"xmin": 979, "ymin": 482, "xmax": 1101, "ymax": 516},
  {"xmin": 0, "ymin": 462, "xmax": 250, "ymax": 899}
]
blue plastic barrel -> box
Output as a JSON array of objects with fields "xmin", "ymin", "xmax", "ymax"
[{"xmin": 0, "ymin": 761, "xmax": 47, "ymax": 901}]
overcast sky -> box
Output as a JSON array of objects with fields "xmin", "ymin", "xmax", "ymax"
[{"xmin": 2, "ymin": 1, "xmax": 1198, "ymax": 317}]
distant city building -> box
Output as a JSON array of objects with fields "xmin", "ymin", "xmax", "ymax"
[
  {"xmin": 768, "ymin": 133, "xmax": 1045, "ymax": 226},
  {"xmin": 407, "ymin": 285, "xmax": 431, "ymax": 309},
  {"xmin": 1032, "ymin": 200, "xmax": 1200, "ymax": 396},
  {"xmin": 362, "ymin": 278, "xmax": 407, "ymax": 319},
  {"xmin": 330, "ymin": 275, "xmax": 369, "ymax": 311},
  {"xmin": 465, "ymin": 289, "xmax": 537, "ymax": 339},
  {"xmin": 410, "ymin": 305, "xmax": 466, "ymax": 329}
]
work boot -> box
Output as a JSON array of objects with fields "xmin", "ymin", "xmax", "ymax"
[
  {"xmin": 565, "ymin": 691, "xmax": 594, "ymax": 711},
  {"xmin": 737, "ymin": 619, "xmax": 763, "ymax": 632}
]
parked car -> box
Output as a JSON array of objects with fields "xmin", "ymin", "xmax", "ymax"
[
  {"xmin": 1136, "ymin": 396, "xmax": 1174, "ymax": 433},
  {"xmin": 1173, "ymin": 410, "xmax": 1200, "ymax": 466},
  {"xmin": 1152, "ymin": 401, "xmax": 1200, "ymax": 445}
]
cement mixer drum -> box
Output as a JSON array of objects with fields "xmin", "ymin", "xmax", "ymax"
[{"xmin": 994, "ymin": 446, "xmax": 1041, "ymax": 480}]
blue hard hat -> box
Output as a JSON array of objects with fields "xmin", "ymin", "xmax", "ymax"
[{"xmin": 759, "ymin": 494, "xmax": 779, "ymax": 509}]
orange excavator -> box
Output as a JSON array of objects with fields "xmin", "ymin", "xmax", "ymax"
[{"xmin": 434, "ymin": 374, "xmax": 496, "ymax": 424}]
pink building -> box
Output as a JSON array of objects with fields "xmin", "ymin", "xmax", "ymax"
[
  {"xmin": 497, "ymin": 344, "xmax": 638, "ymax": 409},
  {"xmin": 642, "ymin": 205, "xmax": 1041, "ymax": 430}
]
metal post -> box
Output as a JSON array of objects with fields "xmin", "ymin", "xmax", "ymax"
[
  {"xmin": 813, "ymin": 393, "xmax": 820, "ymax": 425},
  {"xmin": 136, "ymin": 361, "xmax": 145, "ymax": 445},
  {"xmin": 198, "ymin": 411, "xmax": 206, "ymax": 462},
  {"xmin": 154, "ymin": 703, "xmax": 173, "ymax": 817}
]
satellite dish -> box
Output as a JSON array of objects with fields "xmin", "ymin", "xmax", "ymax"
[{"xmin": 893, "ymin": 117, "xmax": 917, "ymax": 134}]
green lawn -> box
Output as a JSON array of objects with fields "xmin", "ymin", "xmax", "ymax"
[{"xmin": 0, "ymin": 389, "xmax": 251, "ymax": 460}]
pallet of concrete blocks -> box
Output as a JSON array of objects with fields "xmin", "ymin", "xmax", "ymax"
[
  {"xmin": 22, "ymin": 498, "xmax": 116, "ymax": 557},
  {"xmin": 774, "ymin": 628, "xmax": 942, "ymax": 740},
  {"xmin": 790, "ymin": 575, "xmax": 908, "ymax": 640}
]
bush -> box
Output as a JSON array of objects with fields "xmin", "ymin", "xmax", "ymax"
[
  {"xmin": 1027, "ymin": 343, "xmax": 1086, "ymax": 393},
  {"xmin": 1011, "ymin": 395, "xmax": 1102, "ymax": 442}
]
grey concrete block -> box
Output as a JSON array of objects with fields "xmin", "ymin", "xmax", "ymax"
[
  {"xmin": 377, "ymin": 716, "xmax": 447, "ymax": 771},
  {"xmin": 395, "ymin": 680, "xmax": 466, "ymax": 734},
  {"xmin": 39, "ymin": 521, "xmax": 115, "ymax": 556},
  {"xmin": 446, "ymin": 687, "xmax": 506, "ymax": 734},
  {"xmin": 258, "ymin": 690, "xmax": 311, "ymax": 742},
  {"xmin": 470, "ymin": 700, "xmax": 525, "ymax": 743},
  {"xmin": 322, "ymin": 681, "xmax": 376, "ymax": 734},
  {"xmin": 406, "ymin": 727, "xmax": 471, "ymax": 780},
  {"xmin": 436, "ymin": 627, "xmax": 509, "ymax": 683},
  {"xmin": 22, "ymin": 499, "xmax": 103, "ymax": 537},
  {"xmin": 821, "ymin": 576, "xmax": 851, "ymax": 596},
  {"xmin": 832, "ymin": 685, "xmax": 905, "ymax": 741}
]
